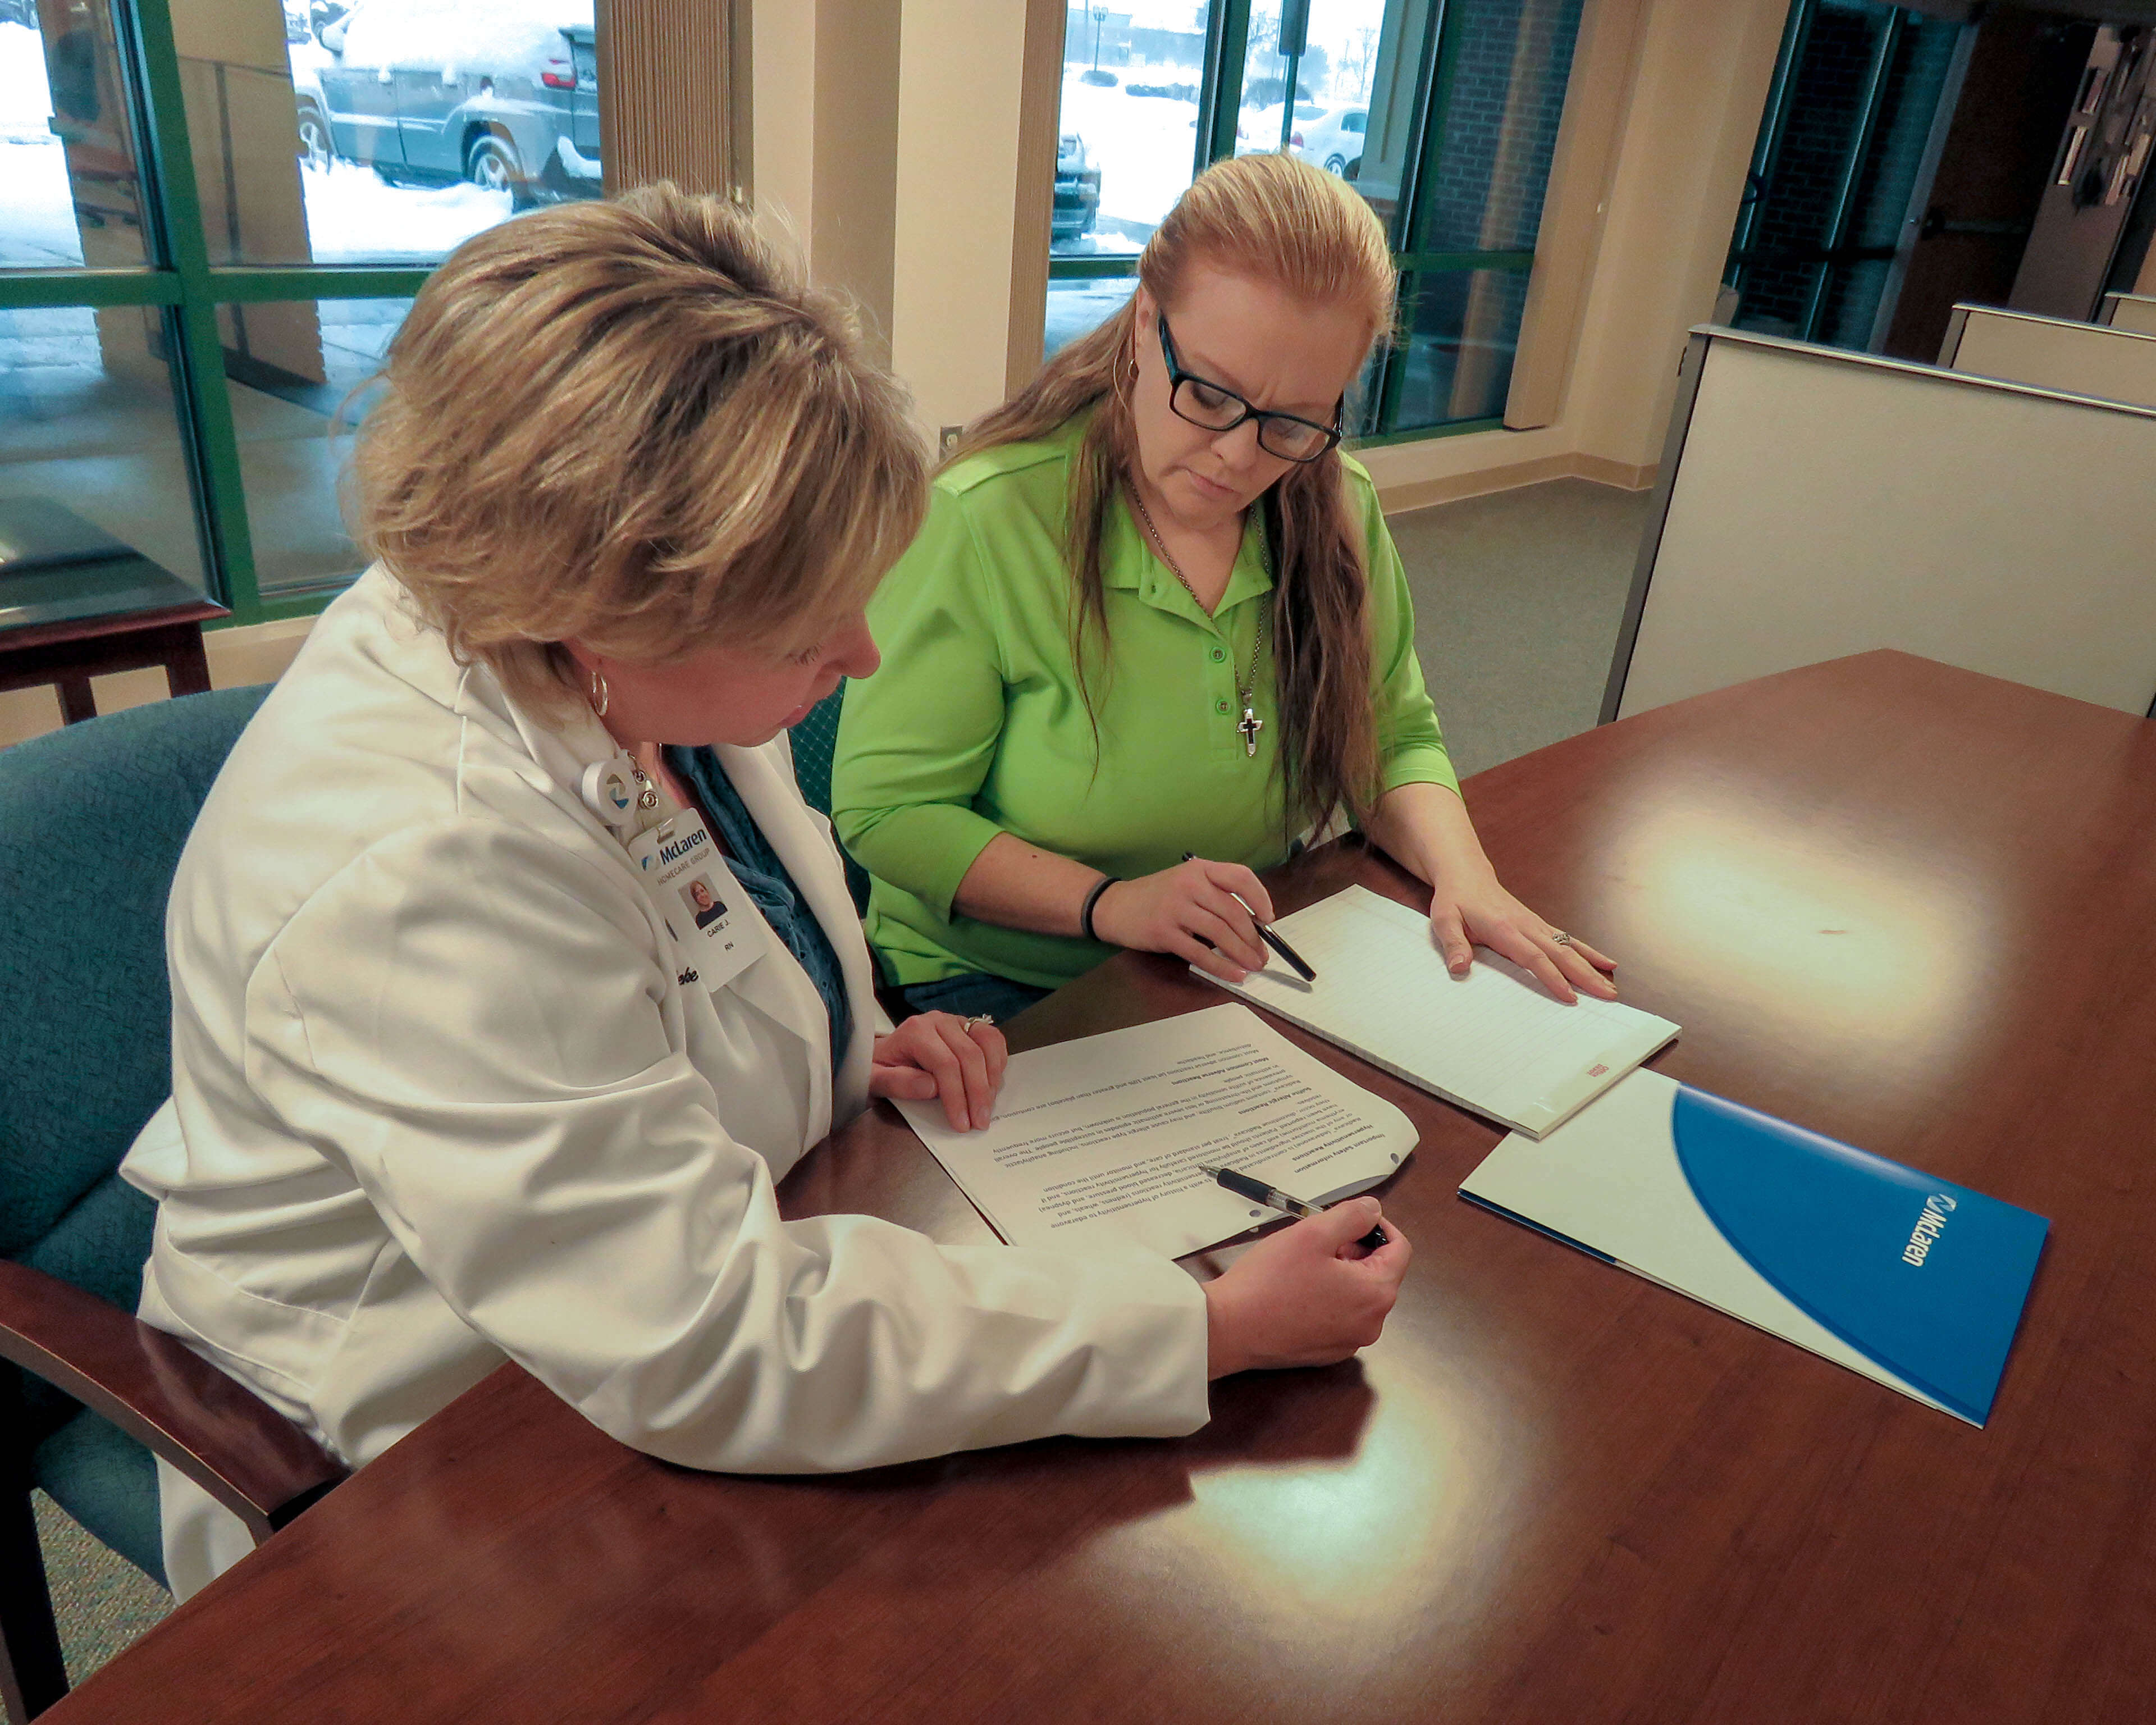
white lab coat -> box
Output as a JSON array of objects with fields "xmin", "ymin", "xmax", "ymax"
[{"xmin": 122, "ymin": 567, "xmax": 1210, "ymax": 1600}]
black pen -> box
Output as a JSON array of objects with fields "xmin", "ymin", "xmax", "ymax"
[
  {"xmin": 1181, "ymin": 853, "xmax": 1317, "ymax": 981},
  {"xmin": 1197, "ymin": 1163, "xmax": 1390, "ymax": 1252}
]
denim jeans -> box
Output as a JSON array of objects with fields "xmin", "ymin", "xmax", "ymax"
[{"xmin": 898, "ymin": 971, "xmax": 1052, "ymax": 1025}]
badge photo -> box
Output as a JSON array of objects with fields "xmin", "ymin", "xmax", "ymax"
[
  {"xmin": 625, "ymin": 811, "xmax": 769, "ymax": 992},
  {"xmin": 680, "ymin": 874, "xmax": 729, "ymax": 930}
]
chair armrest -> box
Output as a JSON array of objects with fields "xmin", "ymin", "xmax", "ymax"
[{"xmin": 0, "ymin": 1260, "xmax": 345, "ymax": 1544}]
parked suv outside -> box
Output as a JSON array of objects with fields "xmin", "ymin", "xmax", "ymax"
[
  {"xmin": 1054, "ymin": 132, "xmax": 1101, "ymax": 244},
  {"xmin": 309, "ymin": 0, "xmax": 599, "ymax": 205}
]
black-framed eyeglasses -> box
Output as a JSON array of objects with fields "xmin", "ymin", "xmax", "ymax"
[{"xmin": 1157, "ymin": 314, "xmax": 1344, "ymax": 464}]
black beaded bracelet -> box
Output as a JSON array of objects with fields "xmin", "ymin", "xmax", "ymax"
[{"xmin": 1080, "ymin": 874, "xmax": 1120, "ymax": 943}]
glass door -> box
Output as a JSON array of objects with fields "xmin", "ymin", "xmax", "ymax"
[{"xmin": 1721, "ymin": 0, "xmax": 1972, "ymax": 353}]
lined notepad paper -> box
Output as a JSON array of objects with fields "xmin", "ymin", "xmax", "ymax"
[{"xmin": 1201, "ymin": 886, "xmax": 1679, "ymax": 1137}]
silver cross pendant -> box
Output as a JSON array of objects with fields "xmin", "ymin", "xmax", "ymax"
[{"xmin": 1237, "ymin": 705, "xmax": 1263, "ymax": 757}]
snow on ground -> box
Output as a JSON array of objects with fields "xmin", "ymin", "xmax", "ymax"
[
  {"xmin": 299, "ymin": 157, "xmax": 512, "ymax": 264},
  {"xmin": 0, "ymin": 22, "xmax": 87, "ymax": 268},
  {"xmin": 1050, "ymin": 3, "xmax": 1385, "ymax": 257},
  {"xmin": 1054, "ymin": 69, "xmax": 1203, "ymax": 254}
]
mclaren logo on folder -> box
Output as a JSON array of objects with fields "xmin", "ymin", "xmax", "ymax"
[
  {"xmin": 1458, "ymin": 1071, "xmax": 2048, "ymax": 1426},
  {"xmin": 1903, "ymin": 1193, "xmax": 1957, "ymax": 1266}
]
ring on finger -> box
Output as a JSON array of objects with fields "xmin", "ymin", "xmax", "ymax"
[
  {"xmin": 1550, "ymin": 931, "xmax": 1574, "ymax": 947},
  {"xmin": 962, "ymin": 1014, "xmax": 995, "ymax": 1031}
]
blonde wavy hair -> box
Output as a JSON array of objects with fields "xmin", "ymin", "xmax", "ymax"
[
  {"xmin": 948, "ymin": 152, "xmax": 1398, "ymax": 833},
  {"xmin": 351, "ymin": 182, "xmax": 928, "ymax": 715}
]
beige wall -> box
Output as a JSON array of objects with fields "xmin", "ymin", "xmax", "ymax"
[
  {"xmin": 812, "ymin": 1, "xmax": 902, "ymax": 357},
  {"xmin": 750, "ymin": 1, "xmax": 901, "ymax": 358},
  {"xmin": 888, "ymin": 0, "xmax": 1035, "ymax": 439},
  {"xmin": 1561, "ymin": 0, "xmax": 1787, "ymax": 473}
]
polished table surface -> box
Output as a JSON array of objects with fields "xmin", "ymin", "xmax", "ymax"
[{"xmin": 51, "ymin": 651, "xmax": 2156, "ymax": 1723}]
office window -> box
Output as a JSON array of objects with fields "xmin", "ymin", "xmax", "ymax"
[
  {"xmin": 1046, "ymin": 4, "xmax": 1209, "ymax": 355},
  {"xmin": 179, "ymin": 0, "xmax": 603, "ymax": 268},
  {"xmin": 2, "ymin": 0, "xmax": 153, "ymax": 268},
  {"xmin": 0, "ymin": 0, "xmax": 613, "ymax": 632},
  {"xmin": 220, "ymin": 293, "xmax": 406, "ymax": 597},
  {"xmin": 1040, "ymin": 0, "xmax": 1584, "ymax": 440},
  {"xmin": 0, "ymin": 303, "xmax": 207, "ymax": 590},
  {"xmin": 1389, "ymin": 264, "xmax": 1531, "ymax": 428}
]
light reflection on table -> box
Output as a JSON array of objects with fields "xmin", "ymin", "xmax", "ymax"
[{"xmin": 1599, "ymin": 777, "xmax": 2000, "ymax": 1088}]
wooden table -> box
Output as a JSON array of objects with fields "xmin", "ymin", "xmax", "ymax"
[{"xmin": 49, "ymin": 651, "xmax": 2156, "ymax": 1723}]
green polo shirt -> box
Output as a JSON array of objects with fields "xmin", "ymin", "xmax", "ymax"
[{"xmin": 830, "ymin": 415, "xmax": 1457, "ymax": 991}]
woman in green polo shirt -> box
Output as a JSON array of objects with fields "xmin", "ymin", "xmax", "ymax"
[{"xmin": 832, "ymin": 153, "xmax": 1616, "ymax": 1024}]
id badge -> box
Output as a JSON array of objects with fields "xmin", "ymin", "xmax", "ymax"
[{"xmin": 625, "ymin": 811, "xmax": 770, "ymax": 993}]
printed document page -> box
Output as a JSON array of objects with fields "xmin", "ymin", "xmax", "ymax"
[
  {"xmin": 1204, "ymin": 886, "xmax": 1679, "ymax": 1137},
  {"xmin": 897, "ymin": 1003, "xmax": 1417, "ymax": 1259}
]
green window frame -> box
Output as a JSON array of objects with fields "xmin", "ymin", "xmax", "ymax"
[{"xmin": 1047, "ymin": 0, "xmax": 1574, "ymax": 448}]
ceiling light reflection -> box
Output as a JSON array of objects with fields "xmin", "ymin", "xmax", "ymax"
[
  {"xmin": 1173, "ymin": 1367, "xmax": 1519, "ymax": 1636},
  {"xmin": 1611, "ymin": 786, "xmax": 1999, "ymax": 1080}
]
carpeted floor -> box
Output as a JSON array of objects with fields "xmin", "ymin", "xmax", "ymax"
[
  {"xmin": 29, "ymin": 1490, "xmax": 171, "ymax": 1697},
  {"xmin": 1388, "ymin": 476, "xmax": 1655, "ymax": 779},
  {"xmin": 20, "ymin": 474, "xmax": 1652, "ymax": 1705}
]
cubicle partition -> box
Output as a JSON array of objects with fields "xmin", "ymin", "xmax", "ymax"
[
  {"xmin": 2098, "ymin": 291, "xmax": 2156, "ymax": 335},
  {"xmin": 1601, "ymin": 327, "xmax": 2156, "ymax": 724},
  {"xmin": 1940, "ymin": 302, "xmax": 2156, "ymax": 407}
]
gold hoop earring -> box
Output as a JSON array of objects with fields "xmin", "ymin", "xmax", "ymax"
[{"xmin": 588, "ymin": 667, "xmax": 610, "ymax": 717}]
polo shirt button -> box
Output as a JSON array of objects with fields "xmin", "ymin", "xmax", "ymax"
[
  {"xmin": 1215, "ymin": 699, "xmax": 1231, "ymax": 714},
  {"xmin": 1210, "ymin": 646, "xmax": 1225, "ymax": 662}
]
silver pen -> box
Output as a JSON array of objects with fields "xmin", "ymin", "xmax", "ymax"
[{"xmin": 1197, "ymin": 1163, "xmax": 1389, "ymax": 1251}]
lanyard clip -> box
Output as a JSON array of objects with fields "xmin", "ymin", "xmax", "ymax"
[{"xmin": 580, "ymin": 757, "xmax": 642, "ymax": 833}]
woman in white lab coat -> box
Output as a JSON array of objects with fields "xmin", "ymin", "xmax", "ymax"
[{"xmin": 124, "ymin": 185, "xmax": 1410, "ymax": 1600}]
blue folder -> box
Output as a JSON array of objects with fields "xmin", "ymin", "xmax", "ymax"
[{"xmin": 1458, "ymin": 1071, "xmax": 2048, "ymax": 1425}]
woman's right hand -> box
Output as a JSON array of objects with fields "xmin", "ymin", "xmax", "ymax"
[
  {"xmin": 1202, "ymin": 1199, "xmax": 1411, "ymax": 1377},
  {"xmin": 1090, "ymin": 857, "xmax": 1275, "ymax": 983}
]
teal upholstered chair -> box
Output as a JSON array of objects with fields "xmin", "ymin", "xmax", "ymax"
[
  {"xmin": 790, "ymin": 683, "xmax": 920, "ymax": 1021},
  {"xmin": 789, "ymin": 682, "xmax": 873, "ymax": 914},
  {"xmin": 0, "ymin": 689, "xmax": 344, "ymax": 1720}
]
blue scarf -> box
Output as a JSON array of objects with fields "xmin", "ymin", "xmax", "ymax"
[{"xmin": 662, "ymin": 746, "xmax": 852, "ymax": 1072}]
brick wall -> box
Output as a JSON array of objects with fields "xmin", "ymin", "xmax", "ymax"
[
  {"xmin": 1420, "ymin": 0, "xmax": 1586, "ymax": 254},
  {"xmin": 1391, "ymin": 0, "xmax": 1583, "ymax": 431},
  {"xmin": 1742, "ymin": 4, "xmax": 1886, "ymax": 333}
]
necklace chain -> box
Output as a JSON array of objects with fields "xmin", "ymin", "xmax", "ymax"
[{"xmin": 1130, "ymin": 484, "xmax": 1268, "ymax": 758}]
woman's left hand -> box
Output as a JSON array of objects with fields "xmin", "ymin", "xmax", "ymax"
[
  {"xmin": 1428, "ymin": 868, "xmax": 1617, "ymax": 1004},
  {"xmin": 870, "ymin": 1013, "xmax": 1008, "ymax": 1131}
]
